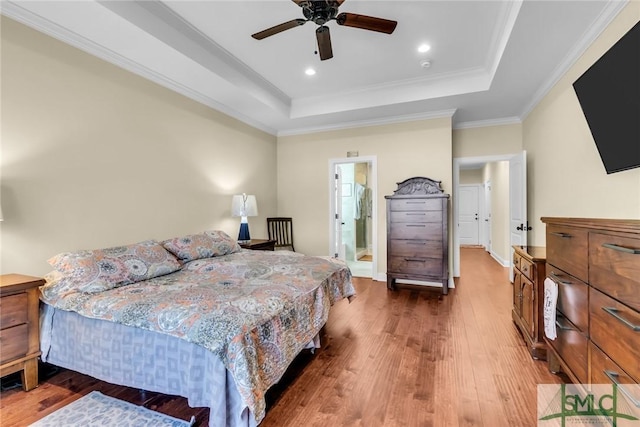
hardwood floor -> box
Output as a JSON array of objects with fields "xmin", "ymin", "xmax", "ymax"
[{"xmin": 0, "ymin": 248, "xmax": 563, "ymax": 426}]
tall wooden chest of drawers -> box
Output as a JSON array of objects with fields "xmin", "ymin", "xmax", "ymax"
[
  {"xmin": 385, "ymin": 177, "xmax": 450, "ymax": 294},
  {"xmin": 0, "ymin": 274, "xmax": 44, "ymax": 391},
  {"xmin": 541, "ymin": 217, "xmax": 640, "ymax": 393}
]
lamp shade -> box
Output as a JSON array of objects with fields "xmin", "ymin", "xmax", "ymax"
[{"xmin": 231, "ymin": 194, "xmax": 258, "ymax": 217}]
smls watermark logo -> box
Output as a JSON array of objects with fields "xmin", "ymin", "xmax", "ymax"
[{"xmin": 538, "ymin": 383, "xmax": 640, "ymax": 426}]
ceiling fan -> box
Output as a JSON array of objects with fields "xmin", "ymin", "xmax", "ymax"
[{"xmin": 251, "ymin": 0, "xmax": 397, "ymax": 61}]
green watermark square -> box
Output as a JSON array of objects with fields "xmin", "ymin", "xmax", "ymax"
[{"xmin": 538, "ymin": 383, "xmax": 640, "ymax": 426}]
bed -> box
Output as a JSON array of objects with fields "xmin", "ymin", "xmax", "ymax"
[{"xmin": 38, "ymin": 231, "xmax": 355, "ymax": 426}]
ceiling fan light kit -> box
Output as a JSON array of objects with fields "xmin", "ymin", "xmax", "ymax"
[{"xmin": 251, "ymin": 0, "xmax": 398, "ymax": 61}]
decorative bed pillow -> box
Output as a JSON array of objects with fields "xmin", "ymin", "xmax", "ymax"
[
  {"xmin": 162, "ymin": 230, "xmax": 241, "ymax": 262},
  {"xmin": 47, "ymin": 240, "xmax": 181, "ymax": 293}
]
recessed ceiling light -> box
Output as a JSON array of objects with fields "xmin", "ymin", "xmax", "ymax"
[
  {"xmin": 418, "ymin": 44, "xmax": 431, "ymax": 53},
  {"xmin": 305, "ymin": 68, "xmax": 316, "ymax": 76}
]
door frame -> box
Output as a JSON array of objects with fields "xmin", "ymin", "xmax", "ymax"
[
  {"xmin": 453, "ymin": 153, "xmax": 518, "ymax": 277},
  {"xmin": 328, "ymin": 156, "xmax": 378, "ymax": 279}
]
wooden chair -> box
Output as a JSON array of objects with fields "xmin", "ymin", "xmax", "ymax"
[{"xmin": 267, "ymin": 217, "xmax": 295, "ymax": 252}]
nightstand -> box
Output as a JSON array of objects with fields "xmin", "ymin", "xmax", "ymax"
[
  {"xmin": 1, "ymin": 274, "xmax": 44, "ymax": 391},
  {"xmin": 239, "ymin": 239, "xmax": 276, "ymax": 251}
]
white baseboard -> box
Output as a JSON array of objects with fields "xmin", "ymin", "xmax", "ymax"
[{"xmin": 490, "ymin": 250, "xmax": 510, "ymax": 267}]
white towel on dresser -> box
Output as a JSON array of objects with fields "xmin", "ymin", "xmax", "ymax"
[{"xmin": 543, "ymin": 277, "xmax": 558, "ymax": 340}]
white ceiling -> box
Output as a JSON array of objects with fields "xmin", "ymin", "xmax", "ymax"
[{"xmin": 2, "ymin": 0, "xmax": 626, "ymax": 136}]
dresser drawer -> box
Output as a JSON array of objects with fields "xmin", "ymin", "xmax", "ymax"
[
  {"xmin": 0, "ymin": 323, "xmax": 29, "ymax": 364},
  {"xmin": 520, "ymin": 258, "xmax": 534, "ymax": 281},
  {"xmin": 589, "ymin": 232, "xmax": 640, "ymax": 312},
  {"xmin": 546, "ymin": 225, "xmax": 588, "ymax": 283},
  {"xmin": 389, "ymin": 198, "xmax": 442, "ymax": 212},
  {"xmin": 388, "ymin": 256, "xmax": 443, "ymax": 276},
  {"xmin": 589, "ymin": 287, "xmax": 640, "ymax": 382},
  {"xmin": 590, "ymin": 342, "xmax": 640, "ymax": 406},
  {"xmin": 549, "ymin": 313, "xmax": 588, "ymax": 383},
  {"xmin": 546, "ymin": 264, "xmax": 589, "ymax": 333},
  {"xmin": 389, "ymin": 239, "xmax": 442, "ymax": 258},
  {"xmin": 0, "ymin": 293, "xmax": 28, "ymax": 329},
  {"xmin": 389, "ymin": 210, "xmax": 442, "ymax": 223},
  {"xmin": 389, "ymin": 222, "xmax": 443, "ymax": 240},
  {"xmin": 513, "ymin": 251, "xmax": 521, "ymax": 271}
]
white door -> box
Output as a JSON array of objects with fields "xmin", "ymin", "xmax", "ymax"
[
  {"xmin": 459, "ymin": 185, "xmax": 480, "ymax": 245},
  {"xmin": 509, "ymin": 151, "xmax": 527, "ymax": 281},
  {"xmin": 333, "ymin": 167, "xmax": 344, "ymax": 259}
]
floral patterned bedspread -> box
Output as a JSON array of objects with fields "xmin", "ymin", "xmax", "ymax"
[{"xmin": 40, "ymin": 250, "xmax": 355, "ymax": 423}]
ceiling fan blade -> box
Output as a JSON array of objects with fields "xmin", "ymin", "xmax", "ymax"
[
  {"xmin": 316, "ymin": 26, "xmax": 333, "ymax": 61},
  {"xmin": 251, "ymin": 19, "xmax": 307, "ymax": 40},
  {"xmin": 336, "ymin": 12, "xmax": 397, "ymax": 34}
]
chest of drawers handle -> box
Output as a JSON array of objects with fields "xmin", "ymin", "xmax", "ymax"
[
  {"xmin": 604, "ymin": 370, "xmax": 640, "ymax": 408},
  {"xmin": 555, "ymin": 319, "xmax": 575, "ymax": 331},
  {"xmin": 406, "ymin": 224, "xmax": 426, "ymax": 228},
  {"xmin": 550, "ymin": 232, "xmax": 572, "ymax": 238},
  {"xmin": 602, "ymin": 307, "xmax": 640, "ymax": 331},
  {"xmin": 550, "ymin": 272, "xmax": 572, "ymax": 285},
  {"xmin": 602, "ymin": 243, "xmax": 640, "ymax": 255},
  {"xmin": 404, "ymin": 258, "xmax": 425, "ymax": 262}
]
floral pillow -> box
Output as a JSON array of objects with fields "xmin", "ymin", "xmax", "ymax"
[
  {"xmin": 162, "ymin": 230, "xmax": 241, "ymax": 262},
  {"xmin": 47, "ymin": 240, "xmax": 182, "ymax": 293}
]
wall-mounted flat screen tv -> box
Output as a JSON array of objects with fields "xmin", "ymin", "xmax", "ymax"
[{"xmin": 572, "ymin": 20, "xmax": 639, "ymax": 174}]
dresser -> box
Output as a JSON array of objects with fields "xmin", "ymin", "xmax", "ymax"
[
  {"xmin": 0, "ymin": 274, "xmax": 45, "ymax": 391},
  {"xmin": 541, "ymin": 217, "xmax": 640, "ymax": 391},
  {"xmin": 385, "ymin": 177, "xmax": 449, "ymax": 294},
  {"xmin": 512, "ymin": 245, "xmax": 547, "ymax": 360}
]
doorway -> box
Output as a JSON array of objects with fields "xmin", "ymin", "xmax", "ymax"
[
  {"xmin": 329, "ymin": 156, "xmax": 378, "ymax": 279},
  {"xmin": 452, "ymin": 152, "xmax": 527, "ymax": 278}
]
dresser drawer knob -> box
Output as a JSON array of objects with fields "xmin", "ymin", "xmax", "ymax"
[
  {"xmin": 604, "ymin": 370, "xmax": 640, "ymax": 408},
  {"xmin": 403, "ymin": 258, "xmax": 424, "ymax": 262},
  {"xmin": 549, "ymin": 272, "xmax": 572, "ymax": 285},
  {"xmin": 602, "ymin": 243, "xmax": 640, "ymax": 254},
  {"xmin": 602, "ymin": 307, "xmax": 640, "ymax": 331}
]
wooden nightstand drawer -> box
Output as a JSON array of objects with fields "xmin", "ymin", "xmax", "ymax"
[
  {"xmin": 0, "ymin": 324, "xmax": 29, "ymax": 364},
  {"xmin": 0, "ymin": 293, "xmax": 28, "ymax": 329},
  {"xmin": 0, "ymin": 274, "xmax": 45, "ymax": 391}
]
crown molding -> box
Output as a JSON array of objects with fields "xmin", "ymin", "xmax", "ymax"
[
  {"xmin": 454, "ymin": 116, "xmax": 522, "ymax": 130},
  {"xmin": 278, "ymin": 109, "xmax": 457, "ymax": 137}
]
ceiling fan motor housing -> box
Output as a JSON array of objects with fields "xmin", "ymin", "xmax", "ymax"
[{"xmin": 301, "ymin": 0, "xmax": 340, "ymax": 25}]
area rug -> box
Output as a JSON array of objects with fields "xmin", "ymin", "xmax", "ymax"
[{"xmin": 30, "ymin": 391, "xmax": 195, "ymax": 427}]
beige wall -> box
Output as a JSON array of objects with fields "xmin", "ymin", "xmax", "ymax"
[
  {"xmin": 486, "ymin": 161, "xmax": 510, "ymax": 263},
  {"xmin": 453, "ymin": 123, "xmax": 522, "ymax": 158},
  {"xmin": 524, "ymin": 2, "xmax": 640, "ymax": 246},
  {"xmin": 459, "ymin": 168, "xmax": 484, "ymax": 184},
  {"xmin": 0, "ymin": 17, "xmax": 277, "ymax": 276},
  {"xmin": 277, "ymin": 117, "xmax": 453, "ymax": 277}
]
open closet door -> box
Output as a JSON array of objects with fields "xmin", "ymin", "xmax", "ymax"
[
  {"xmin": 333, "ymin": 168, "xmax": 344, "ymax": 259},
  {"xmin": 509, "ymin": 151, "xmax": 527, "ymax": 282}
]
